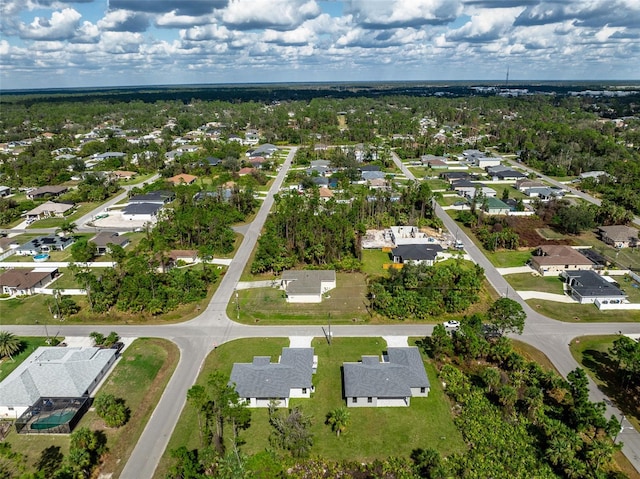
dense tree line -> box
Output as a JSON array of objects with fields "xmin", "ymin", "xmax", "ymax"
[
  {"xmin": 424, "ymin": 318, "xmax": 626, "ymax": 479},
  {"xmin": 369, "ymin": 261, "xmax": 485, "ymax": 319},
  {"xmin": 252, "ymin": 183, "xmax": 439, "ymax": 274}
]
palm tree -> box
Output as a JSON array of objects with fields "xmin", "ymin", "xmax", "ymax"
[
  {"xmin": 326, "ymin": 407, "xmax": 350, "ymax": 437},
  {"xmin": 56, "ymin": 220, "xmax": 77, "ymax": 237},
  {"xmin": 0, "ymin": 331, "xmax": 23, "ymax": 360}
]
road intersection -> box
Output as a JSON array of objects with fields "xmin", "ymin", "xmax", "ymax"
[{"xmin": 4, "ymin": 149, "xmax": 640, "ymax": 476}]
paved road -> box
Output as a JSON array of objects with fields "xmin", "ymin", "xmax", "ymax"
[
  {"xmin": 392, "ymin": 151, "xmax": 640, "ymax": 472},
  {"xmin": 4, "ymin": 151, "xmax": 640, "ymax": 476}
]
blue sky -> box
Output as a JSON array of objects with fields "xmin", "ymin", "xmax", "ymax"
[{"xmin": 1, "ymin": 0, "xmax": 639, "ymax": 90}]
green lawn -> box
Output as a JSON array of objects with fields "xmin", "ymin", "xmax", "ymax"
[
  {"xmin": 78, "ymin": 338, "xmax": 179, "ymax": 478},
  {"xmin": 569, "ymin": 335, "xmax": 639, "ymax": 432},
  {"xmin": 536, "ymin": 227, "xmax": 565, "ymax": 240},
  {"xmin": 505, "ymin": 273, "xmax": 565, "ymax": 294},
  {"xmin": 3, "ymin": 338, "xmax": 178, "ymax": 478},
  {"xmin": 484, "ymin": 249, "xmax": 534, "ymax": 268},
  {"xmin": 155, "ymin": 337, "xmax": 465, "ymax": 478},
  {"xmin": 232, "ymin": 273, "xmax": 372, "ymax": 324},
  {"xmin": 47, "ymin": 269, "xmax": 81, "ymax": 289},
  {"xmin": 572, "ymin": 231, "xmax": 640, "ymax": 271},
  {"xmin": 526, "ymin": 299, "xmax": 640, "ymax": 322},
  {"xmin": 0, "ymin": 337, "xmax": 53, "ymax": 382},
  {"xmin": 360, "ymin": 249, "xmax": 391, "ymax": 277}
]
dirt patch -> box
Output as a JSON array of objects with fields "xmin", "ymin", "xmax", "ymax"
[{"xmin": 504, "ymin": 216, "xmax": 573, "ymax": 248}]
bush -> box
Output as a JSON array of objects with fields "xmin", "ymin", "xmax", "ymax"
[{"xmin": 94, "ymin": 394, "xmax": 130, "ymax": 428}]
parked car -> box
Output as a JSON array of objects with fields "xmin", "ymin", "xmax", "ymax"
[{"xmin": 443, "ymin": 320, "xmax": 460, "ymax": 331}]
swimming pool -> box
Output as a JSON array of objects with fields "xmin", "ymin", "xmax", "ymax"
[{"xmin": 33, "ymin": 253, "xmax": 50, "ymax": 262}]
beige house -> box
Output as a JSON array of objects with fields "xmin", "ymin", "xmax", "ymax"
[
  {"xmin": 0, "ymin": 268, "xmax": 58, "ymax": 296},
  {"xmin": 26, "ymin": 201, "xmax": 74, "ymax": 219},
  {"xmin": 598, "ymin": 225, "xmax": 639, "ymax": 249},
  {"xmin": 530, "ymin": 245, "xmax": 594, "ymax": 276}
]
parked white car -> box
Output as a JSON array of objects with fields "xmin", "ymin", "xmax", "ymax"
[{"xmin": 443, "ymin": 320, "xmax": 461, "ymax": 331}]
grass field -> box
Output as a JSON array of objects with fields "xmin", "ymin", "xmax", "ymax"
[
  {"xmin": 505, "ymin": 272, "xmax": 565, "ymax": 294},
  {"xmin": 0, "ymin": 337, "xmax": 52, "ymax": 382},
  {"xmin": 527, "ymin": 299, "xmax": 640, "ymax": 322},
  {"xmin": 3, "ymin": 338, "xmax": 178, "ymax": 477},
  {"xmin": 484, "ymin": 249, "xmax": 534, "ymax": 268},
  {"xmin": 155, "ymin": 337, "xmax": 465, "ymax": 478},
  {"xmin": 232, "ymin": 272, "xmax": 372, "ymax": 324},
  {"xmin": 536, "ymin": 227, "xmax": 565, "ymax": 240},
  {"xmin": 360, "ymin": 249, "xmax": 391, "ymax": 277}
]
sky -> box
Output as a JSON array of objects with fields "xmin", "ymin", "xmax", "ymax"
[{"xmin": 1, "ymin": 0, "xmax": 639, "ymax": 90}]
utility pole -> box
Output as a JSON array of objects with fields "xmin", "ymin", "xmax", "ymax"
[
  {"xmin": 235, "ymin": 289, "xmax": 239, "ymax": 320},
  {"xmin": 328, "ymin": 312, "xmax": 332, "ymax": 345}
]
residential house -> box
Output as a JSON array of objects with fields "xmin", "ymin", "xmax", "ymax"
[
  {"xmin": 318, "ymin": 187, "xmax": 334, "ymax": 200},
  {"xmin": 475, "ymin": 157, "xmax": 502, "ymax": 169},
  {"xmin": 16, "ymin": 236, "xmax": 74, "ymax": 256},
  {"xmin": 482, "ymin": 197, "xmax": 510, "ymax": 215},
  {"xmin": 0, "ymin": 237, "xmax": 19, "ymax": 254},
  {"xmin": 343, "ymin": 347, "xmax": 430, "ymax": 407},
  {"xmin": 129, "ymin": 190, "xmax": 174, "ymax": 204},
  {"xmin": 391, "ymin": 244, "xmax": 443, "ymax": 266},
  {"xmin": 93, "ymin": 152, "xmax": 126, "ymax": 161},
  {"xmin": 111, "ymin": 170, "xmax": 137, "ymax": 180},
  {"xmin": 238, "ymin": 167, "xmax": 255, "ymax": 176},
  {"xmin": 0, "ymin": 268, "xmax": 58, "ymax": 296},
  {"xmin": 0, "ymin": 347, "xmax": 117, "ymax": 418},
  {"xmin": 249, "ymin": 156, "xmax": 267, "ymax": 169},
  {"xmin": 310, "ymin": 177, "xmax": 329, "ymax": 188},
  {"xmin": 205, "ymin": 157, "xmax": 222, "ymax": 167},
  {"xmin": 25, "ymin": 201, "xmax": 75, "ymax": 220},
  {"xmin": 530, "ymin": 245, "xmax": 594, "ymax": 276},
  {"xmin": 90, "ymin": 231, "xmax": 130, "ymax": 255},
  {"xmin": 580, "ymin": 171, "xmax": 609, "ymax": 181},
  {"xmin": 0, "ymin": 186, "xmax": 10, "ymax": 197},
  {"xmin": 491, "ymin": 169, "xmax": 527, "ymax": 181},
  {"xmin": 248, "ymin": 143, "xmax": 278, "ymax": 158},
  {"xmin": 26, "ymin": 186, "xmax": 68, "ymax": 200},
  {"xmin": 121, "ymin": 203, "xmax": 162, "ymax": 222},
  {"xmin": 280, "ymin": 270, "xmax": 336, "ymax": 303},
  {"xmin": 452, "ymin": 181, "xmax": 496, "ymax": 200},
  {"xmin": 440, "ymin": 171, "xmax": 471, "ymax": 183},
  {"xmin": 562, "ymin": 270, "xmax": 627, "ymax": 305},
  {"xmin": 516, "ymin": 179, "xmax": 545, "ymax": 192},
  {"xmin": 422, "ymin": 158, "xmax": 448, "ymax": 169},
  {"xmin": 523, "ymin": 187, "xmax": 554, "ymax": 200},
  {"xmin": 598, "ymin": 225, "xmax": 639, "ymax": 249},
  {"xmin": 167, "ymin": 173, "xmax": 198, "ymax": 186},
  {"xmin": 361, "ymin": 170, "xmax": 386, "ymax": 182},
  {"xmin": 229, "ymin": 348, "xmax": 316, "ymax": 408}
]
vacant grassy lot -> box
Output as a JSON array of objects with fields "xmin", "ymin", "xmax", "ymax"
[
  {"xmin": 47, "ymin": 269, "xmax": 82, "ymax": 289},
  {"xmin": 0, "ymin": 336, "xmax": 52, "ymax": 382},
  {"xmin": 232, "ymin": 273, "xmax": 371, "ymax": 324},
  {"xmin": 536, "ymin": 227, "xmax": 565, "ymax": 240},
  {"xmin": 484, "ymin": 248, "xmax": 534, "ymax": 268},
  {"xmin": 79, "ymin": 338, "xmax": 178, "ymax": 478},
  {"xmin": 3, "ymin": 338, "xmax": 177, "ymax": 477},
  {"xmin": 360, "ymin": 249, "xmax": 392, "ymax": 277},
  {"xmin": 569, "ymin": 335, "xmax": 639, "ymax": 433},
  {"xmin": 155, "ymin": 337, "xmax": 465, "ymax": 478},
  {"xmin": 527, "ymin": 299, "xmax": 640, "ymax": 322},
  {"xmin": 505, "ymin": 272, "xmax": 565, "ymax": 294}
]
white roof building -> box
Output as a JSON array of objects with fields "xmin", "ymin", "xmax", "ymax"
[{"xmin": 0, "ymin": 346, "xmax": 117, "ymax": 418}]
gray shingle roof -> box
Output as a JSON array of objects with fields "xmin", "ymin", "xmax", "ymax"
[
  {"xmin": 281, "ymin": 270, "xmax": 335, "ymax": 295},
  {"xmin": 564, "ymin": 270, "xmax": 626, "ymax": 298},
  {"xmin": 343, "ymin": 347, "xmax": 430, "ymax": 398},
  {"xmin": 392, "ymin": 244, "xmax": 442, "ymax": 262},
  {"xmin": 229, "ymin": 348, "xmax": 314, "ymax": 399},
  {"xmin": 123, "ymin": 203, "xmax": 162, "ymax": 215},
  {"xmin": 0, "ymin": 347, "xmax": 117, "ymax": 408}
]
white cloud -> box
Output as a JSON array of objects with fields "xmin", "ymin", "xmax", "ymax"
[
  {"xmin": 19, "ymin": 7, "xmax": 82, "ymax": 40},
  {"xmin": 348, "ymin": 0, "xmax": 462, "ymax": 28},
  {"xmin": 221, "ymin": 0, "xmax": 321, "ymax": 30}
]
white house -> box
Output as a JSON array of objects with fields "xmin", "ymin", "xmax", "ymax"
[
  {"xmin": 0, "ymin": 347, "xmax": 117, "ymax": 418},
  {"xmin": 229, "ymin": 348, "xmax": 317, "ymax": 408},
  {"xmin": 280, "ymin": 270, "xmax": 336, "ymax": 303},
  {"xmin": 343, "ymin": 348, "xmax": 430, "ymax": 407}
]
